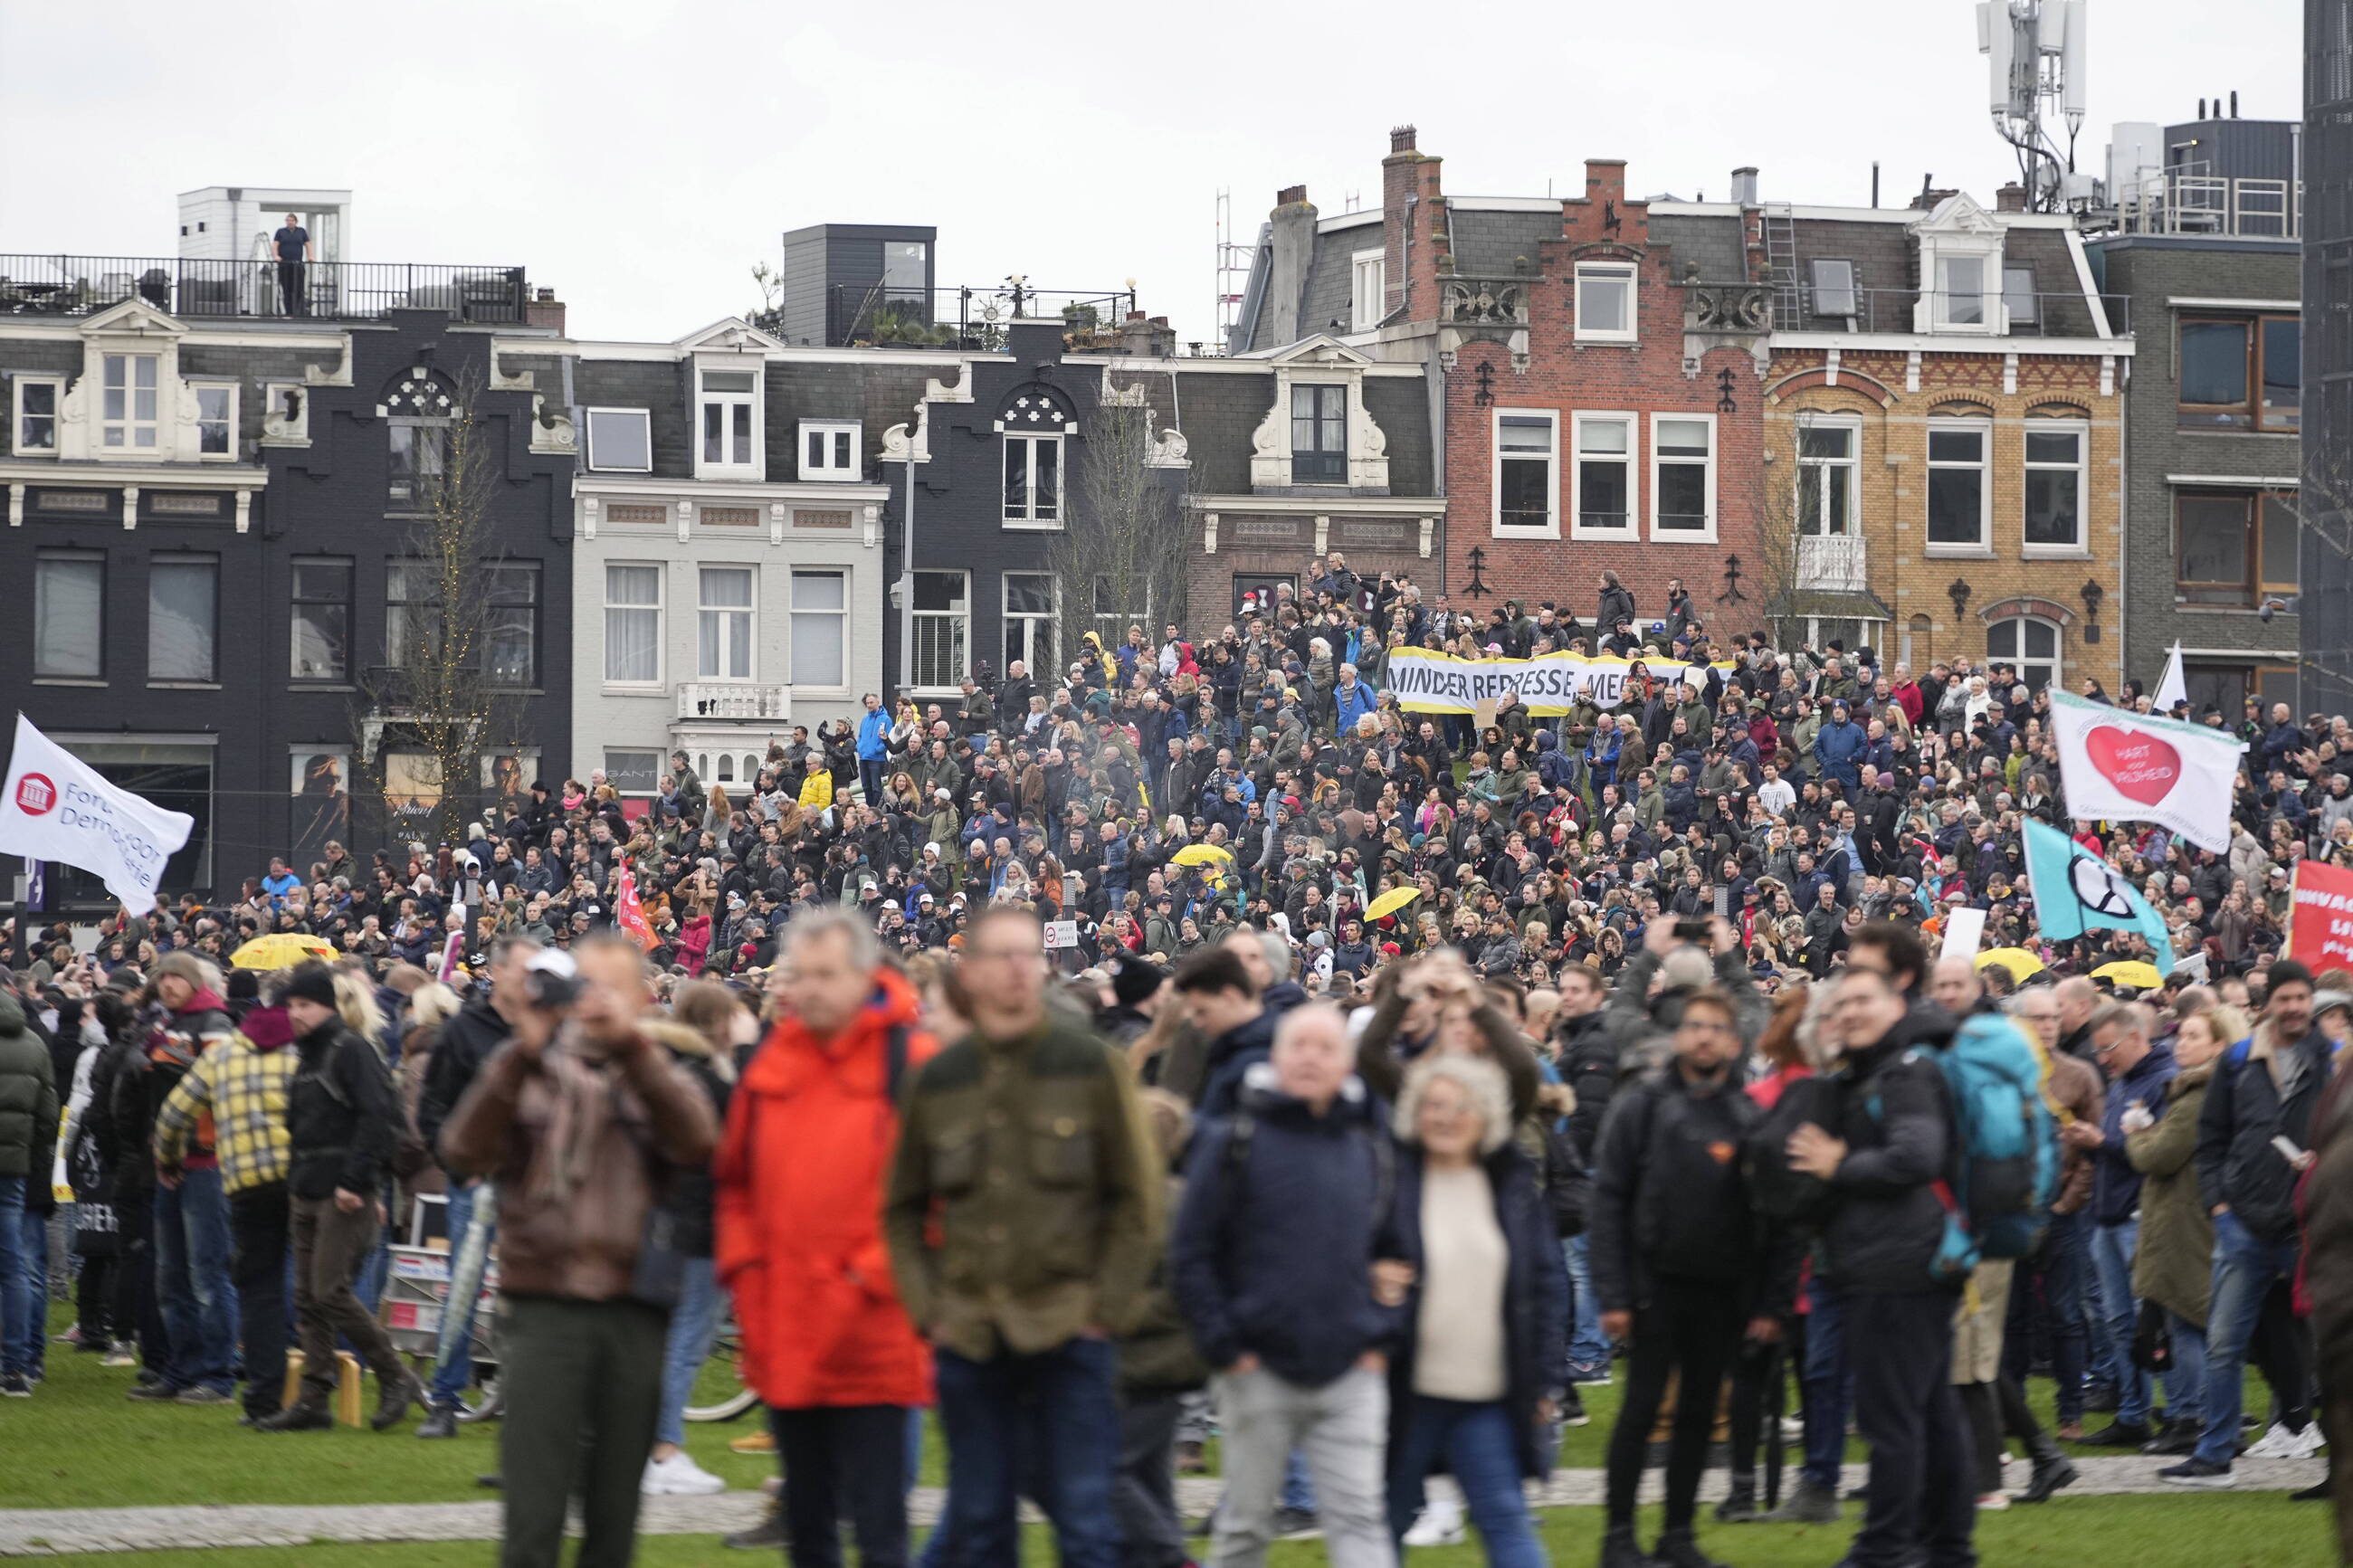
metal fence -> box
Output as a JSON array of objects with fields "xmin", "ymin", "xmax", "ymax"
[
  {"xmin": 0, "ymin": 256, "xmax": 530, "ymax": 322},
  {"xmin": 826, "ymin": 283, "xmax": 1136, "ymax": 349}
]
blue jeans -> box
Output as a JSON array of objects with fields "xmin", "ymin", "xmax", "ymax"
[
  {"xmin": 654, "ymin": 1258, "xmax": 723, "ymax": 1449},
  {"xmin": 2005, "ymin": 1207, "xmax": 2091, "ymax": 1421},
  {"xmin": 430, "ymin": 1180, "xmax": 495, "ymax": 1408},
  {"xmin": 1386, "ymin": 1398, "xmax": 1546, "ymax": 1568},
  {"xmin": 2166, "ymin": 1310, "xmax": 2208, "ymax": 1427},
  {"xmin": 861, "ymin": 759, "xmax": 887, "ymax": 804},
  {"xmin": 935, "ymin": 1336, "xmax": 1121, "ymax": 1568},
  {"xmin": 1799, "ymin": 1277, "xmax": 1853, "ymax": 1490},
  {"xmin": 2196, "ymin": 1212, "xmax": 2301, "ymax": 1466},
  {"xmin": 1565, "ymin": 1234, "xmax": 1607, "ymax": 1377},
  {"xmin": 153, "ymin": 1171, "xmax": 236, "ymax": 1394},
  {"xmin": 18, "ymin": 1199, "xmax": 47, "ymax": 1376},
  {"xmin": 0, "ymin": 1176, "xmax": 28, "ymax": 1378},
  {"xmin": 2090, "ymin": 1219, "xmax": 2150, "ymax": 1427}
]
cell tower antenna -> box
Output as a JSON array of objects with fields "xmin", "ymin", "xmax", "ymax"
[
  {"xmin": 1977, "ymin": 0, "xmax": 2088, "ymax": 212},
  {"xmin": 1215, "ymin": 187, "xmax": 1255, "ymax": 350}
]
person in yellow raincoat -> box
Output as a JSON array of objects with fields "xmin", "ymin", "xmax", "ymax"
[{"xmin": 797, "ymin": 749, "xmax": 834, "ymax": 813}]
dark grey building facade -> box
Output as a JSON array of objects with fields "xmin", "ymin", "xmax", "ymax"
[{"xmin": 2309, "ymin": 0, "xmax": 2353, "ymax": 711}]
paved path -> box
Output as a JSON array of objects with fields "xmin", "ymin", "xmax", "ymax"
[{"xmin": 0, "ymin": 1458, "xmax": 2326, "ymax": 1557}]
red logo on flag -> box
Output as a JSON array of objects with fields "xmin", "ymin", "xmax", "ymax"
[
  {"xmin": 2085, "ymin": 727, "xmax": 2182, "ymax": 807},
  {"xmin": 14, "ymin": 774, "xmax": 56, "ymax": 816}
]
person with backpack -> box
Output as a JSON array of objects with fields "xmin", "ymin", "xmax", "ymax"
[
  {"xmin": 1786, "ymin": 962, "xmax": 1976, "ymax": 1568},
  {"xmin": 1171, "ymin": 1003, "xmax": 1400, "ymax": 1568},
  {"xmin": 258, "ymin": 962, "xmax": 421, "ymax": 1432},
  {"xmin": 2067, "ymin": 1000, "xmax": 2178, "ymax": 1450},
  {"xmin": 1592, "ymin": 986, "xmax": 1795, "ymax": 1568}
]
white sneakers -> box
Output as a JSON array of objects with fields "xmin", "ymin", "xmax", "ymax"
[
  {"xmin": 2244, "ymin": 1421, "xmax": 2326, "ymax": 1460},
  {"xmin": 1403, "ymin": 1496, "xmax": 1465, "ymax": 1547},
  {"xmin": 642, "ymin": 1450, "xmax": 728, "ymax": 1496}
]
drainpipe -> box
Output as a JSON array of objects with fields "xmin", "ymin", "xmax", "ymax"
[{"xmin": 896, "ymin": 455, "xmax": 916, "ymax": 693}]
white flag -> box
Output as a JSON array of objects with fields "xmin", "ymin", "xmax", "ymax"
[
  {"xmin": 2152, "ymin": 642, "xmax": 2187, "ymax": 714},
  {"xmin": 2048, "ymin": 690, "xmax": 2243, "ymax": 852},
  {"xmin": 0, "ymin": 714, "xmax": 193, "ymax": 914}
]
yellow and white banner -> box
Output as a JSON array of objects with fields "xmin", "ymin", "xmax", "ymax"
[{"xmin": 1384, "ymin": 649, "xmax": 1728, "ymax": 717}]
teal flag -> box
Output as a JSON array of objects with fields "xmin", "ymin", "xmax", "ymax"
[{"xmin": 2022, "ymin": 819, "xmax": 2177, "ymax": 979}]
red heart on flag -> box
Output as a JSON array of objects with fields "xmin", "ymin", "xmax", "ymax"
[{"xmin": 2085, "ymin": 727, "xmax": 2181, "ymax": 807}]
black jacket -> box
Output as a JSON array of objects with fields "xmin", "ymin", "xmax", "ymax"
[
  {"xmin": 1819, "ymin": 1003, "xmax": 1959, "ymax": 1295},
  {"xmin": 1556, "ymin": 1010, "xmax": 1617, "ymax": 1164},
  {"xmin": 287, "ymin": 1018, "xmax": 397, "ymax": 1202},
  {"xmin": 1195, "ymin": 1010, "xmax": 1278, "ymax": 1119},
  {"xmin": 2199, "ymin": 1024, "xmax": 2337, "ymax": 1244},
  {"xmin": 417, "ymin": 995, "xmax": 513, "ymax": 1175},
  {"xmin": 1386, "ymin": 1145, "xmax": 1568, "ymax": 1480}
]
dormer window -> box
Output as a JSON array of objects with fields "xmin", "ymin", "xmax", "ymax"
[
  {"xmin": 1575, "ymin": 263, "xmax": 1637, "ymax": 343},
  {"xmin": 799, "ymin": 420, "xmax": 861, "ymax": 481},
  {"xmin": 1939, "ymin": 257, "xmax": 1990, "ymax": 328},
  {"xmin": 102, "ymin": 354, "xmax": 159, "ymax": 449},
  {"xmin": 1291, "ymin": 385, "xmax": 1347, "ymax": 483},
  {"xmin": 1910, "ymin": 195, "xmax": 2007, "ymax": 336},
  {"xmin": 698, "ymin": 367, "xmax": 760, "ymax": 474},
  {"xmin": 996, "ymin": 387, "xmax": 1074, "ymax": 528}
]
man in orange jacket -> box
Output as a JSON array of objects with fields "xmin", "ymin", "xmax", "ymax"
[{"xmin": 715, "ymin": 908, "xmax": 938, "ymax": 1568}]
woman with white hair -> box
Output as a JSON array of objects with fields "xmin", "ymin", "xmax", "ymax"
[{"xmin": 1380, "ymin": 1052, "xmax": 1566, "ymax": 1568}]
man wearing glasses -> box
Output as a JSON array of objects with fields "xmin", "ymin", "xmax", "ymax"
[{"xmin": 885, "ymin": 908, "xmax": 1161, "ymax": 1568}]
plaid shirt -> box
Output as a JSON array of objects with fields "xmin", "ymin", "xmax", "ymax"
[{"xmin": 154, "ymin": 1031, "xmax": 296, "ymax": 1194}]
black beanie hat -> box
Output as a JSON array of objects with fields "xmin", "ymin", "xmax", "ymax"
[
  {"xmin": 1111, "ymin": 955, "xmax": 1166, "ymax": 1010},
  {"xmin": 281, "ymin": 963, "xmax": 338, "ymax": 1010}
]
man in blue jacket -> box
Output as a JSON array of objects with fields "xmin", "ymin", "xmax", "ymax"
[
  {"xmin": 855, "ymin": 692, "xmax": 892, "ymax": 805},
  {"xmin": 1333, "ymin": 665, "xmax": 1379, "ymax": 736},
  {"xmin": 1173, "ymin": 1004, "xmax": 1398, "ymax": 1568},
  {"xmin": 2065, "ymin": 1002, "xmax": 2177, "ymax": 1448},
  {"xmin": 1812, "ymin": 699, "xmax": 1868, "ymax": 794}
]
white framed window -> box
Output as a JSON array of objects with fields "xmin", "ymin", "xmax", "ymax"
[
  {"xmin": 1925, "ymin": 419, "xmax": 1992, "ymax": 552},
  {"xmin": 1290, "ymin": 384, "xmax": 1348, "ymax": 484},
  {"xmin": 101, "ymin": 353, "xmax": 159, "ymax": 449},
  {"xmin": 584, "ymin": 408, "xmax": 652, "ymax": 472},
  {"xmin": 1650, "ymin": 413, "xmax": 1716, "ymax": 539},
  {"xmin": 148, "ymin": 552, "xmax": 218, "ymax": 683},
  {"xmin": 799, "ymin": 420, "xmax": 861, "ymax": 481},
  {"xmin": 1350, "ymin": 249, "xmax": 1386, "ymax": 333},
  {"xmin": 1809, "ymin": 259, "xmax": 1858, "ymax": 318},
  {"xmin": 1570, "ymin": 413, "xmax": 1636, "ymax": 538},
  {"xmin": 790, "ymin": 569, "xmax": 847, "ymax": 689},
  {"xmin": 911, "ymin": 569, "xmax": 970, "ymax": 689},
  {"xmin": 1938, "ymin": 255, "xmax": 1994, "ymax": 330},
  {"xmin": 2023, "ymin": 422, "xmax": 2087, "ymax": 555},
  {"xmin": 1004, "ymin": 433, "xmax": 1063, "ymax": 527},
  {"xmin": 1986, "ymin": 614, "xmax": 2062, "ymax": 693},
  {"xmin": 1492, "ymin": 410, "xmax": 1558, "ymax": 537},
  {"xmin": 13, "ymin": 375, "xmax": 61, "ymax": 454},
  {"xmin": 1004, "ymin": 573, "xmax": 1057, "ymax": 676},
  {"xmin": 1796, "ymin": 418, "xmax": 1859, "ymax": 536},
  {"xmin": 698, "ymin": 565, "xmax": 754, "ymax": 680},
  {"xmin": 191, "ymin": 383, "xmax": 235, "ymax": 459},
  {"xmin": 35, "ymin": 550, "xmax": 104, "ymax": 679},
  {"xmin": 603, "ymin": 563, "xmax": 662, "ymax": 685},
  {"xmin": 697, "ymin": 367, "xmax": 760, "ymax": 474},
  {"xmin": 1575, "ymin": 263, "xmax": 1637, "ymax": 343}
]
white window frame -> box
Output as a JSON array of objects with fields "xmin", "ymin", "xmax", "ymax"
[
  {"xmin": 798, "ymin": 419, "xmax": 862, "ymax": 481},
  {"xmin": 1936, "ymin": 254, "xmax": 2000, "ymax": 334},
  {"xmin": 583, "ymin": 407, "xmax": 653, "ymax": 473},
  {"xmin": 1649, "ymin": 412, "xmax": 1718, "ymax": 542},
  {"xmin": 13, "ymin": 375, "xmax": 62, "ymax": 455},
  {"xmin": 1574, "ymin": 263, "xmax": 1637, "ymax": 344},
  {"xmin": 189, "ymin": 381, "xmax": 237, "ymax": 461},
  {"xmin": 1986, "ymin": 613, "xmax": 2063, "ymax": 693},
  {"xmin": 1795, "ymin": 414, "xmax": 1861, "ymax": 537},
  {"xmin": 1491, "ymin": 408, "xmax": 1559, "ymax": 538},
  {"xmin": 788, "ymin": 568, "xmax": 849, "ymax": 691},
  {"xmin": 602, "ymin": 562, "xmax": 663, "ymax": 688},
  {"xmin": 1350, "ymin": 249, "xmax": 1386, "ymax": 333},
  {"xmin": 2022, "ymin": 420, "xmax": 2089, "ymax": 556},
  {"xmin": 910, "ymin": 568, "xmax": 971, "ymax": 691},
  {"xmin": 100, "ymin": 352, "xmax": 161, "ymax": 450},
  {"xmin": 695, "ymin": 365, "xmax": 762, "ymax": 479},
  {"xmin": 697, "ymin": 565, "xmax": 756, "ymax": 682},
  {"xmin": 1924, "ymin": 417, "xmax": 1994, "ymax": 555},
  {"xmin": 1569, "ymin": 412, "xmax": 1638, "ymax": 541},
  {"xmin": 1003, "ymin": 432, "xmax": 1064, "ymax": 528}
]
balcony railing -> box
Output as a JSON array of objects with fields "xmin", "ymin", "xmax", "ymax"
[
  {"xmin": 0, "ymin": 257, "xmax": 530, "ymax": 322},
  {"xmin": 1774, "ymin": 285, "xmax": 2130, "ymax": 337},
  {"xmin": 826, "ymin": 282, "xmax": 1136, "ymax": 350},
  {"xmin": 675, "ymin": 682, "xmax": 792, "ymax": 721},
  {"xmin": 2116, "ymin": 172, "xmax": 2301, "ymax": 240},
  {"xmin": 1796, "ymin": 532, "xmax": 1868, "ymax": 592}
]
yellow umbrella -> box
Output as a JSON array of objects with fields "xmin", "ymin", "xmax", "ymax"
[
  {"xmin": 229, "ymin": 934, "xmax": 338, "ymax": 971},
  {"xmin": 1364, "ymin": 886, "xmax": 1422, "ymax": 922},
  {"xmin": 1976, "ymin": 946, "xmax": 2044, "ymax": 981},
  {"xmin": 2093, "ymin": 960, "xmax": 2165, "ymax": 991},
  {"xmin": 1170, "ymin": 843, "xmax": 1234, "ymax": 868}
]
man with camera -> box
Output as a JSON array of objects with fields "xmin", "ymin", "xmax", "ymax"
[{"xmin": 441, "ymin": 936, "xmax": 720, "ymax": 1568}]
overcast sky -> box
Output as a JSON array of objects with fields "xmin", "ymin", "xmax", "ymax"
[{"xmin": 3, "ymin": 0, "xmax": 2300, "ymax": 347}]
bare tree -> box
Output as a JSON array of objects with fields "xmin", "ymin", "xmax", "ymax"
[
  {"xmin": 1048, "ymin": 384, "xmax": 1190, "ymax": 682},
  {"xmin": 359, "ymin": 370, "xmax": 532, "ymax": 851}
]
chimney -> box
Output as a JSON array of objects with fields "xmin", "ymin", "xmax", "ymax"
[
  {"xmin": 1562, "ymin": 158, "xmax": 1643, "ymax": 244},
  {"xmin": 526, "ymin": 286, "xmax": 566, "ymax": 335},
  {"xmin": 2197, "ymin": 97, "xmax": 2207, "ymax": 120},
  {"xmin": 1994, "ymin": 182, "xmax": 2028, "ymax": 213},
  {"xmin": 1119, "ymin": 310, "xmax": 1176, "ymax": 357},
  {"xmin": 2231, "ymin": 90, "xmax": 2240, "ymax": 118},
  {"xmin": 1382, "ymin": 127, "xmax": 1444, "ymax": 326},
  {"xmin": 1265, "ymin": 185, "xmax": 1318, "ymax": 344},
  {"xmin": 1390, "ymin": 124, "xmax": 1417, "ymax": 155},
  {"xmin": 1729, "ymin": 166, "xmax": 1760, "ymax": 206}
]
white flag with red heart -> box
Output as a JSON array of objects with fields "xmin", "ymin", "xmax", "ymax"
[{"xmin": 2049, "ymin": 690, "xmax": 2244, "ymax": 851}]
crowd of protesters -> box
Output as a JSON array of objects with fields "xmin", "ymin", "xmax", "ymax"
[{"xmin": 1, "ymin": 558, "xmax": 2352, "ymax": 1568}]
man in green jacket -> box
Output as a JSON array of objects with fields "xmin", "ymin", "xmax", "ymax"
[
  {"xmin": 886, "ymin": 906, "xmax": 1161, "ymax": 1568},
  {"xmin": 0, "ymin": 985, "xmax": 59, "ymax": 1396}
]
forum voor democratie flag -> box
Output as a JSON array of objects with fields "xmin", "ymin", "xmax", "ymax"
[
  {"xmin": 0, "ymin": 714, "xmax": 194, "ymax": 915},
  {"xmin": 2022, "ymin": 819, "xmax": 2177, "ymax": 979},
  {"xmin": 2047, "ymin": 690, "xmax": 2243, "ymax": 853}
]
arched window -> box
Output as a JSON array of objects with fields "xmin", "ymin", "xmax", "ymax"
[
  {"xmin": 1986, "ymin": 615, "xmax": 2062, "ymax": 693},
  {"xmin": 996, "ymin": 385, "xmax": 1073, "ymax": 528},
  {"xmin": 743, "ymin": 755, "xmax": 759, "ymax": 784},
  {"xmin": 716, "ymin": 755, "xmax": 734, "ymax": 783}
]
